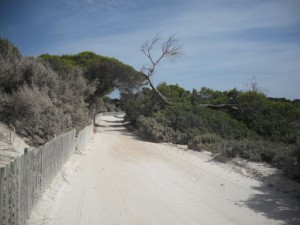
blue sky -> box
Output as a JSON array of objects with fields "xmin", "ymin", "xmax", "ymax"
[{"xmin": 1, "ymin": 0, "xmax": 300, "ymax": 99}]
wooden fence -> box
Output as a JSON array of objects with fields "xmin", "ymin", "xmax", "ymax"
[
  {"xmin": 76, "ymin": 124, "xmax": 93, "ymax": 152},
  {"xmin": 0, "ymin": 124, "xmax": 93, "ymax": 225}
]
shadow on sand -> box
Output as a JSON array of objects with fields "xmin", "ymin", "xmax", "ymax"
[
  {"xmin": 241, "ymin": 176, "xmax": 300, "ymax": 225},
  {"xmin": 210, "ymin": 155, "xmax": 300, "ymax": 224}
]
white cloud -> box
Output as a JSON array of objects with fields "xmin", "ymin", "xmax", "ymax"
[{"xmin": 43, "ymin": 0, "xmax": 300, "ymax": 99}]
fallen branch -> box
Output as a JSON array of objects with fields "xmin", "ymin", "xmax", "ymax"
[{"xmin": 200, "ymin": 103, "xmax": 249, "ymax": 118}]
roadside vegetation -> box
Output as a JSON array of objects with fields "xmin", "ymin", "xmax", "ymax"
[
  {"xmin": 0, "ymin": 38, "xmax": 142, "ymax": 145},
  {"xmin": 120, "ymin": 83, "xmax": 300, "ymax": 179},
  {"xmin": 1, "ymin": 37, "xmax": 299, "ymax": 180}
]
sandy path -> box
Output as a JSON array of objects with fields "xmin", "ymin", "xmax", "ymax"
[{"xmin": 27, "ymin": 114, "xmax": 300, "ymax": 225}]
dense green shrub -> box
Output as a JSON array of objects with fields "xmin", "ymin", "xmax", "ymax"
[
  {"xmin": 234, "ymin": 91, "xmax": 300, "ymax": 144},
  {"xmin": 188, "ymin": 133, "xmax": 224, "ymax": 152},
  {"xmin": 222, "ymin": 139, "xmax": 294, "ymax": 164},
  {"xmin": 152, "ymin": 106, "xmax": 254, "ymax": 141},
  {"xmin": 222, "ymin": 140, "xmax": 300, "ymax": 179},
  {"xmin": 284, "ymin": 145, "xmax": 300, "ymax": 179},
  {"xmin": 136, "ymin": 116, "xmax": 175, "ymax": 142},
  {"xmin": 121, "ymin": 87, "xmax": 164, "ymax": 124}
]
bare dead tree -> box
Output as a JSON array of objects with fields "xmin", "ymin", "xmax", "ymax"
[
  {"xmin": 140, "ymin": 34, "xmax": 184, "ymax": 104},
  {"xmin": 244, "ymin": 76, "xmax": 268, "ymax": 94}
]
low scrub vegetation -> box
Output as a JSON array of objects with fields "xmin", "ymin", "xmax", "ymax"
[
  {"xmin": 0, "ymin": 39, "xmax": 96, "ymax": 145},
  {"xmin": 121, "ymin": 83, "xmax": 300, "ymax": 179},
  {"xmin": 0, "ymin": 38, "xmax": 142, "ymax": 145}
]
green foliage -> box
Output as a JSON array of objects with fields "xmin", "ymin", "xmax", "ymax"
[
  {"xmin": 293, "ymin": 99, "xmax": 300, "ymax": 109},
  {"xmin": 136, "ymin": 116, "xmax": 175, "ymax": 142},
  {"xmin": 0, "ymin": 38, "xmax": 21, "ymax": 60},
  {"xmin": 222, "ymin": 139, "xmax": 297, "ymax": 166},
  {"xmin": 39, "ymin": 54, "xmax": 75, "ymax": 74},
  {"xmin": 234, "ymin": 91, "xmax": 300, "ymax": 143},
  {"xmin": 121, "ymin": 87, "xmax": 254, "ymax": 145},
  {"xmin": 193, "ymin": 133, "xmax": 223, "ymax": 145},
  {"xmin": 41, "ymin": 51, "xmax": 146, "ymax": 97},
  {"xmin": 121, "ymin": 82, "xmax": 300, "ymax": 179},
  {"xmin": 237, "ymin": 91, "xmax": 267, "ymax": 111},
  {"xmin": 198, "ymin": 87, "xmax": 227, "ymax": 104},
  {"xmin": 157, "ymin": 83, "xmax": 192, "ymax": 109},
  {"xmin": 93, "ymin": 96, "xmax": 121, "ymax": 113},
  {"xmin": 284, "ymin": 145, "xmax": 300, "ymax": 179},
  {"xmin": 188, "ymin": 134, "xmax": 224, "ymax": 152},
  {"xmin": 197, "ymin": 87, "xmax": 240, "ymax": 105},
  {"xmin": 154, "ymin": 106, "xmax": 253, "ymax": 141},
  {"xmin": 120, "ymin": 87, "xmax": 162, "ymax": 124}
]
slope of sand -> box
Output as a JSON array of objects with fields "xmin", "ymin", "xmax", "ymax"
[
  {"xmin": 27, "ymin": 114, "xmax": 300, "ymax": 225},
  {"xmin": 0, "ymin": 122, "xmax": 29, "ymax": 167}
]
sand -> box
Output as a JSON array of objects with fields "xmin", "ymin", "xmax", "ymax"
[
  {"xmin": 26, "ymin": 114, "xmax": 300, "ymax": 225},
  {"xmin": 0, "ymin": 122, "xmax": 29, "ymax": 167}
]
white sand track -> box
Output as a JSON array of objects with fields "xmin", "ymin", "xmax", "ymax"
[{"xmin": 27, "ymin": 114, "xmax": 300, "ymax": 225}]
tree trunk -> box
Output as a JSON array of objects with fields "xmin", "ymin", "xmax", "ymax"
[
  {"xmin": 142, "ymin": 73, "xmax": 171, "ymax": 105},
  {"xmin": 201, "ymin": 103, "xmax": 247, "ymax": 117}
]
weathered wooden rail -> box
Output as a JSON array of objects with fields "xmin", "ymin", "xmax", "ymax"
[{"xmin": 0, "ymin": 124, "xmax": 93, "ymax": 225}]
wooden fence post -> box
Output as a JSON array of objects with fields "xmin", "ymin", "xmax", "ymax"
[{"xmin": 0, "ymin": 167, "xmax": 5, "ymax": 225}]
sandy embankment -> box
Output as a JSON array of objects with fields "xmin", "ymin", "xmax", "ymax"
[
  {"xmin": 27, "ymin": 114, "xmax": 300, "ymax": 225},
  {"xmin": 0, "ymin": 122, "xmax": 29, "ymax": 167}
]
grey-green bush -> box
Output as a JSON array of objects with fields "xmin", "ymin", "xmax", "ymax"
[
  {"xmin": 0, "ymin": 39, "xmax": 96, "ymax": 145},
  {"xmin": 136, "ymin": 116, "xmax": 175, "ymax": 142},
  {"xmin": 188, "ymin": 133, "xmax": 224, "ymax": 152}
]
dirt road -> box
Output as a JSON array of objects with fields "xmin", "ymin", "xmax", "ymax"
[{"xmin": 27, "ymin": 114, "xmax": 300, "ymax": 225}]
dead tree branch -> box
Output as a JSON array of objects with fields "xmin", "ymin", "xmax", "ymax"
[{"xmin": 140, "ymin": 34, "xmax": 183, "ymax": 104}]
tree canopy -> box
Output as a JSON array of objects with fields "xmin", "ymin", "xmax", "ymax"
[{"xmin": 40, "ymin": 51, "xmax": 146, "ymax": 97}]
